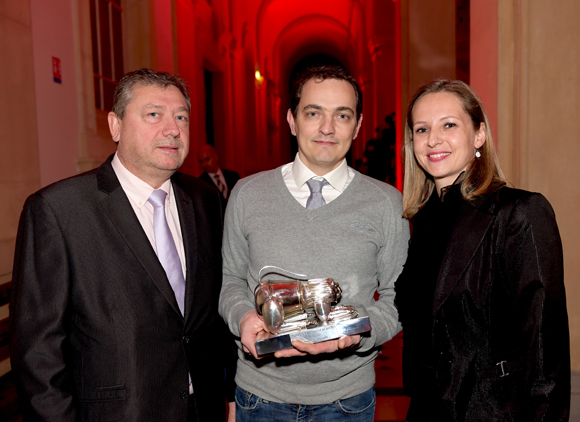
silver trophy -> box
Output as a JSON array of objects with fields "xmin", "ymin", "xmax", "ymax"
[{"xmin": 254, "ymin": 266, "xmax": 371, "ymax": 355}]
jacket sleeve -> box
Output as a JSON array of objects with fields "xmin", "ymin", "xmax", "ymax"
[
  {"xmin": 502, "ymin": 192, "xmax": 570, "ymax": 420},
  {"xmin": 9, "ymin": 193, "xmax": 78, "ymax": 421}
]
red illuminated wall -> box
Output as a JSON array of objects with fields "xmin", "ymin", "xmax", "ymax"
[{"xmin": 167, "ymin": 0, "xmax": 484, "ymax": 193}]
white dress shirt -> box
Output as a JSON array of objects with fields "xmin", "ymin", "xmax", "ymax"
[
  {"xmin": 281, "ymin": 153, "xmax": 354, "ymax": 206},
  {"xmin": 111, "ymin": 153, "xmax": 186, "ymax": 278}
]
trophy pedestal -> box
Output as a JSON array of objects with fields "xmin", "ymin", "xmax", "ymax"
[{"xmin": 255, "ymin": 315, "xmax": 371, "ymax": 356}]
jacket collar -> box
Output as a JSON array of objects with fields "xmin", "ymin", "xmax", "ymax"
[
  {"xmin": 171, "ymin": 173, "xmax": 199, "ymax": 325},
  {"xmin": 432, "ymin": 188, "xmax": 502, "ymax": 315},
  {"xmin": 96, "ymin": 155, "xmax": 193, "ymax": 319}
]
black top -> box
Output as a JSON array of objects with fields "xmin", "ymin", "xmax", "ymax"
[
  {"xmin": 414, "ymin": 184, "xmax": 464, "ymax": 366},
  {"xmin": 395, "ymin": 184, "xmax": 464, "ymax": 420}
]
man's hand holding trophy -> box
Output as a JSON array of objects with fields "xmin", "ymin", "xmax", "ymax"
[{"xmin": 252, "ymin": 266, "xmax": 371, "ymax": 356}]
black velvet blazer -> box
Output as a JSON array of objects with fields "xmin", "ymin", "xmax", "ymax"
[{"xmin": 395, "ymin": 187, "xmax": 570, "ymax": 421}]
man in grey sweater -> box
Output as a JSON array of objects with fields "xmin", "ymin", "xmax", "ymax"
[{"xmin": 219, "ymin": 66, "xmax": 409, "ymax": 421}]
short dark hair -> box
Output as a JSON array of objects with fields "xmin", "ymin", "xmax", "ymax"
[
  {"xmin": 112, "ymin": 68, "xmax": 191, "ymax": 119},
  {"xmin": 289, "ymin": 65, "xmax": 362, "ymax": 121}
]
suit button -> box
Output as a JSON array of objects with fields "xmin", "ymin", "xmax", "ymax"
[
  {"xmin": 183, "ymin": 336, "xmax": 190, "ymax": 344},
  {"xmin": 180, "ymin": 389, "xmax": 188, "ymax": 399}
]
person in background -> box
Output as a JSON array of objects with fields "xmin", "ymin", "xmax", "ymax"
[
  {"xmin": 10, "ymin": 68, "xmax": 232, "ymax": 421},
  {"xmin": 395, "ymin": 79, "xmax": 570, "ymax": 421},
  {"xmin": 198, "ymin": 144, "xmax": 240, "ymax": 203},
  {"xmin": 219, "ymin": 65, "xmax": 409, "ymax": 421}
]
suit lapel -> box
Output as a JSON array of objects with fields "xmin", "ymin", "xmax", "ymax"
[
  {"xmin": 432, "ymin": 195, "xmax": 497, "ymax": 315},
  {"xmin": 199, "ymin": 172, "xmax": 213, "ymax": 187},
  {"xmin": 97, "ymin": 158, "xmax": 183, "ymax": 316},
  {"xmin": 172, "ymin": 178, "xmax": 198, "ymax": 323}
]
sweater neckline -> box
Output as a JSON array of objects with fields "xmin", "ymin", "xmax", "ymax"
[{"xmin": 274, "ymin": 166, "xmax": 362, "ymax": 215}]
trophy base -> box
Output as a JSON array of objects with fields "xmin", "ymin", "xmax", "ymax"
[{"xmin": 255, "ymin": 315, "xmax": 371, "ymax": 356}]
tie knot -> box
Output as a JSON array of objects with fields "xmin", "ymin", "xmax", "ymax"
[
  {"xmin": 306, "ymin": 178, "xmax": 329, "ymax": 194},
  {"xmin": 148, "ymin": 189, "xmax": 167, "ymax": 209}
]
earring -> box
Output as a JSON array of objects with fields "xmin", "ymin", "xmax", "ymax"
[{"xmin": 475, "ymin": 150, "xmax": 481, "ymax": 158}]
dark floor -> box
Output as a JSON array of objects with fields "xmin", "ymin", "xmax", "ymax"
[
  {"xmin": 374, "ymin": 332, "xmax": 409, "ymax": 421},
  {"xmin": 0, "ymin": 371, "xmax": 22, "ymax": 422},
  {"xmin": 0, "ymin": 334, "xmax": 409, "ymax": 421}
]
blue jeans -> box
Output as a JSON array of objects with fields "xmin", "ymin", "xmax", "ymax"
[{"xmin": 235, "ymin": 385, "xmax": 376, "ymax": 422}]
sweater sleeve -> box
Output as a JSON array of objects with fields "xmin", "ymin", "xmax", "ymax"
[
  {"xmin": 219, "ymin": 182, "xmax": 255, "ymax": 337},
  {"xmin": 358, "ymin": 190, "xmax": 409, "ymax": 352}
]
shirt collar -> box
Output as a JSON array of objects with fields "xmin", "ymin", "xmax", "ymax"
[
  {"xmin": 292, "ymin": 153, "xmax": 349, "ymax": 192},
  {"xmin": 111, "ymin": 152, "xmax": 173, "ymax": 208},
  {"xmin": 439, "ymin": 171, "xmax": 466, "ymax": 202},
  {"xmin": 207, "ymin": 167, "xmax": 224, "ymax": 180}
]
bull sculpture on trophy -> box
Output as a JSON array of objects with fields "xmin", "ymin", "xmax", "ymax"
[{"xmin": 254, "ymin": 266, "xmax": 371, "ymax": 355}]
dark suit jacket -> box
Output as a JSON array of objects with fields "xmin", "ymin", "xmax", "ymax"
[
  {"xmin": 395, "ymin": 187, "xmax": 570, "ymax": 421},
  {"xmin": 199, "ymin": 169, "xmax": 240, "ymax": 199},
  {"xmin": 10, "ymin": 156, "xmax": 228, "ymax": 422}
]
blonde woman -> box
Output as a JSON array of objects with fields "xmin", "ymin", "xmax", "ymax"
[{"xmin": 394, "ymin": 80, "xmax": 570, "ymax": 421}]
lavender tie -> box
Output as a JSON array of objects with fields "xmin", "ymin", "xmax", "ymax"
[
  {"xmin": 306, "ymin": 178, "xmax": 329, "ymax": 210},
  {"xmin": 148, "ymin": 189, "xmax": 185, "ymax": 315}
]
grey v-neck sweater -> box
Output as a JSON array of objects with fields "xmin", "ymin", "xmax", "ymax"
[{"xmin": 219, "ymin": 166, "xmax": 409, "ymax": 404}]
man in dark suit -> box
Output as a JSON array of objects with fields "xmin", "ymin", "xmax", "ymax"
[
  {"xmin": 9, "ymin": 69, "xmax": 229, "ymax": 421},
  {"xmin": 197, "ymin": 144, "xmax": 240, "ymax": 202}
]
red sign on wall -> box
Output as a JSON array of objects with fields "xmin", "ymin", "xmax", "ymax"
[{"xmin": 52, "ymin": 57, "xmax": 62, "ymax": 84}]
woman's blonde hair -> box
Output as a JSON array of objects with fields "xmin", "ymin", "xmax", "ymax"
[{"xmin": 402, "ymin": 79, "xmax": 506, "ymax": 218}]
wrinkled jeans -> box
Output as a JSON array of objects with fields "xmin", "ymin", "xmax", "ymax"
[{"xmin": 235, "ymin": 385, "xmax": 375, "ymax": 422}]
